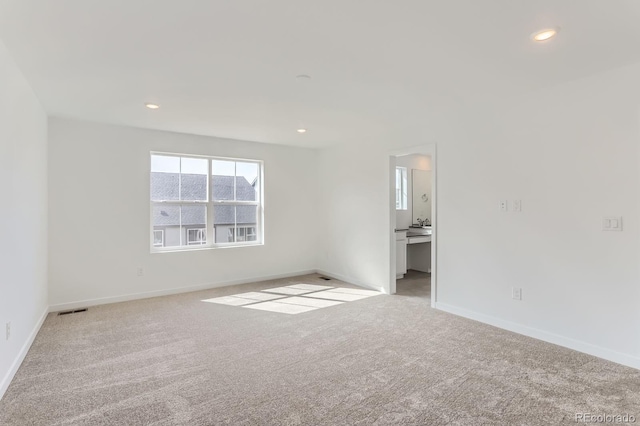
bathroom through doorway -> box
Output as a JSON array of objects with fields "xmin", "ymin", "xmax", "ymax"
[{"xmin": 388, "ymin": 145, "xmax": 436, "ymax": 306}]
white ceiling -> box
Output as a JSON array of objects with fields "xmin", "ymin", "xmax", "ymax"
[{"xmin": 1, "ymin": 0, "xmax": 640, "ymax": 148}]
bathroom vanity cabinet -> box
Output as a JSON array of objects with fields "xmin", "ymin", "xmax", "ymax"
[
  {"xmin": 395, "ymin": 230, "xmax": 407, "ymax": 279},
  {"xmin": 407, "ymin": 236, "xmax": 431, "ymax": 273},
  {"xmin": 396, "ymin": 229, "xmax": 431, "ymax": 278}
]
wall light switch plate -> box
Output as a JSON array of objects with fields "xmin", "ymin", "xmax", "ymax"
[
  {"xmin": 512, "ymin": 288, "xmax": 522, "ymax": 301},
  {"xmin": 603, "ymin": 217, "xmax": 623, "ymax": 231},
  {"xmin": 512, "ymin": 200, "xmax": 522, "ymax": 212},
  {"xmin": 5, "ymin": 322, "xmax": 10, "ymax": 341}
]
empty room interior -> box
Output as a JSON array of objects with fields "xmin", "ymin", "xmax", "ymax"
[{"xmin": 1, "ymin": 1, "xmax": 640, "ymax": 424}]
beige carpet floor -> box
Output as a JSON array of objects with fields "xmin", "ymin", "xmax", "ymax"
[{"xmin": 1, "ymin": 271, "xmax": 638, "ymax": 425}]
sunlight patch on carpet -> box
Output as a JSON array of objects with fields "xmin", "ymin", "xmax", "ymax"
[{"xmin": 201, "ymin": 283, "xmax": 380, "ymax": 314}]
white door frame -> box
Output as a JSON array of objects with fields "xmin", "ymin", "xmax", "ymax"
[{"xmin": 388, "ymin": 144, "xmax": 437, "ymax": 307}]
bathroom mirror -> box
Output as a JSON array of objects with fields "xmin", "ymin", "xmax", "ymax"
[{"xmin": 412, "ymin": 169, "xmax": 431, "ymax": 226}]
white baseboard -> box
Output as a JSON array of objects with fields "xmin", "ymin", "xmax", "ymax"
[
  {"xmin": 314, "ymin": 269, "xmax": 383, "ymax": 293},
  {"xmin": 435, "ymin": 302, "xmax": 640, "ymax": 371},
  {"xmin": 0, "ymin": 306, "xmax": 49, "ymax": 400},
  {"xmin": 49, "ymin": 269, "xmax": 317, "ymax": 312}
]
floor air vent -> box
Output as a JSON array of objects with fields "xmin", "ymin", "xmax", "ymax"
[
  {"xmin": 58, "ymin": 308, "xmax": 88, "ymax": 316},
  {"xmin": 319, "ymin": 276, "xmax": 332, "ymax": 281}
]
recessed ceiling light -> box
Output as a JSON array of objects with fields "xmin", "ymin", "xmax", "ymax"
[
  {"xmin": 297, "ymin": 128, "xmax": 307, "ymax": 134},
  {"xmin": 531, "ymin": 28, "xmax": 559, "ymax": 42},
  {"xmin": 145, "ymin": 103, "xmax": 160, "ymax": 109}
]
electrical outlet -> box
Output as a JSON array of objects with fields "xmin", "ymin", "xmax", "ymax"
[
  {"xmin": 512, "ymin": 287, "xmax": 522, "ymax": 301},
  {"xmin": 6, "ymin": 322, "xmax": 10, "ymax": 341},
  {"xmin": 602, "ymin": 217, "xmax": 622, "ymax": 231},
  {"xmin": 137, "ymin": 267, "xmax": 144, "ymax": 277},
  {"xmin": 499, "ymin": 200, "xmax": 508, "ymax": 212}
]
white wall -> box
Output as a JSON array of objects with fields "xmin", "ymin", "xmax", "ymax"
[
  {"xmin": 0, "ymin": 40, "xmax": 48, "ymax": 398},
  {"xmin": 317, "ymin": 144, "xmax": 392, "ymax": 291},
  {"xmin": 48, "ymin": 118, "xmax": 319, "ymax": 309},
  {"xmin": 318, "ymin": 62, "xmax": 640, "ymax": 369},
  {"xmin": 395, "ymin": 154, "xmax": 431, "ymax": 229}
]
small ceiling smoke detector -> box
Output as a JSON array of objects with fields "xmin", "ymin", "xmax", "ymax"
[
  {"xmin": 297, "ymin": 128, "xmax": 307, "ymax": 134},
  {"xmin": 145, "ymin": 103, "xmax": 160, "ymax": 109},
  {"xmin": 531, "ymin": 28, "xmax": 559, "ymax": 42}
]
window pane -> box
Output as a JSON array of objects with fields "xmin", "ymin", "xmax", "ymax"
[
  {"xmin": 212, "ymin": 160, "xmax": 235, "ymax": 176},
  {"xmin": 212, "ymin": 205, "xmax": 257, "ymax": 243},
  {"xmin": 212, "ymin": 160, "xmax": 235, "ymax": 201},
  {"xmin": 236, "ymin": 162, "xmax": 259, "ymax": 201},
  {"xmin": 181, "ymin": 157, "xmax": 208, "ymax": 174},
  {"xmin": 151, "ymin": 156, "xmax": 208, "ymax": 201},
  {"xmin": 153, "ymin": 205, "xmax": 206, "ymax": 247},
  {"xmin": 151, "ymin": 155, "xmax": 180, "ymax": 173},
  {"xmin": 211, "ymin": 160, "xmax": 259, "ymax": 202},
  {"xmin": 180, "ymin": 157, "xmax": 208, "ymax": 201},
  {"xmin": 214, "ymin": 205, "xmax": 236, "ymax": 242},
  {"xmin": 151, "ymin": 155, "xmax": 179, "ymax": 201},
  {"xmin": 236, "ymin": 205, "xmax": 258, "ymax": 241},
  {"xmin": 153, "ymin": 205, "xmax": 180, "ymax": 247},
  {"xmin": 181, "ymin": 205, "xmax": 206, "ymax": 229}
]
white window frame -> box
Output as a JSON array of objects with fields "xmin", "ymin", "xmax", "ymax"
[
  {"xmin": 396, "ymin": 166, "xmax": 407, "ymax": 210},
  {"xmin": 153, "ymin": 229, "xmax": 164, "ymax": 247},
  {"xmin": 228, "ymin": 226, "xmax": 258, "ymax": 243},
  {"xmin": 187, "ymin": 228, "xmax": 207, "ymax": 245},
  {"xmin": 151, "ymin": 152, "xmax": 264, "ymax": 252},
  {"xmin": 246, "ymin": 226, "xmax": 256, "ymax": 240}
]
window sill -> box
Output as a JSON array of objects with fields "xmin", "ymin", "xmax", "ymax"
[{"xmin": 151, "ymin": 242, "xmax": 264, "ymax": 254}]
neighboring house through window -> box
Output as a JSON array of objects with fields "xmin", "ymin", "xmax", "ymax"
[
  {"xmin": 150, "ymin": 153, "xmax": 262, "ymax": 251},
  {"xmin": 187, "ymin": 228, "xmax": 206, "ymax": 245},
  {"xmin": 227, "ymin": 226, "xmax": 256, "ymax": 243},
  {"xmin": 153, "ymin": 230, "xmax": 164, "ymax": 247}
]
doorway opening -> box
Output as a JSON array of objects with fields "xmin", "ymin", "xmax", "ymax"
[{"xmin": 388, "ymin": 145, "xmax": 436, "ymax": 307}]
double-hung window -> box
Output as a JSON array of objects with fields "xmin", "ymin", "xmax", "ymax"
[{"xmin": 150, "ymin": 153, "xmax": 263, "ymax": 251}]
